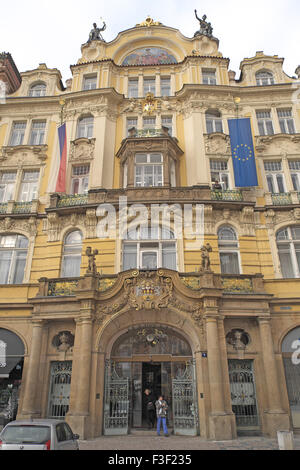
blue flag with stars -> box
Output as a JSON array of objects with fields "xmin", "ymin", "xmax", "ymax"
[{"xmin": 228, "ymin": 118, "xmax": 258, "ymax": 187}]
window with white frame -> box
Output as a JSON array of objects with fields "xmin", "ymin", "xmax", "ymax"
[
  {"xmin": 277, "ymin": 109, "xmax": 295, "ymax": 134},
  {"xmin": 18, "ymin": 170, "xmax": 39, "ymax": 202},
  {"xmin": 0, "ymin": 172, "xmax": 17, "ymax": 202},
  {"xmin": 83, "ymin": 74, "xmax": 97, "ymax": 91},
  {"xmin": 161, "ymin": 77, "xmax": 171, "ymax": 96},
  {"xmin": 9, "ymin": 122, "xmax": 26, "ymax": 146},
  {"xmin": 218, "ymin": 226, "xmax": 240, "ymax": 274},
  {"xmin": 256, "ymin": 111, "xmax": 274, "ymax": 136},
  {"xmin": 161, "ymin": 116, "xmax": 173, "ymax": 136},
  {"xmin": 28, "ymin": 82, "xmax": 46, "ymax": 97},
  {"xmin": 202, "ymin": 69, "xmax": 217, "ymax": 85},
  {"xmin": 0, "ymin": 234, "xmax": 29, "ymax": 284},
  {"xmin": 126, "ymin": 117, "xmax": 138, "ymax": 136},
  {"xmin": 61, "ymin": 230, "xmax": 82, "ymax": 278},
  {"xmin": 122, "ymin": 226, "xmax": 176, "ymax": 271},
  {"xmin": 77, "ymin": 116, "xmax": 94, "ymax": 139},
  {"xmin": 256, "ymin": 71, "xmax": 275, "ymax": 86},
  {"xmin": 210, "ymin": 160, "xmax": 230, "ymax": 189},
  {"xmin": 264, "ymin": 161, "xmax": 285, "ymax": 193},
  {"xmin": 71, "ymin": 165, "xmax": 89, "ymax": 194},
  {"xmin": 135, "ymin": 153, "xmax": 163, "ymax": 187},
  {"xmin": 143, "ymin": 116, "xmax": 156, "ymax": 131},
  {"xmin": 276, "ymin": 226, "xmax": 300, "ymax": 278},
  {"xmin": 128, "ymin": 78, "xmax": 139, "ymax": 98},
  {"xmin": 289, "ymin": 160, "xmax": 300, "ymax": 191},
  {"xmin": 143, "ymin": 77, "xmax": 155, "ymax": 96},
  {"xmin": 29, "ymin": 121, "xmax": 46, "ymax": 145},
  {"xmin": 205, "ymin": 110, "xmax": 223, "ymax": 134}
]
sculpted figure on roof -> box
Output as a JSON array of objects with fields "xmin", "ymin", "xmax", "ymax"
[
  {"xmin": 194, "ymin": 10, "xmax": 213, "ymax": 38},
  {"xmin": 88, "ymin": 20, "xmax": 106, "ymax": 42}
]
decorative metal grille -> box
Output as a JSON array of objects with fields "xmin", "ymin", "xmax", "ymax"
[
  {"xmin": 104, "ymin": 361, "xmax": 129, "ymax": 435},
  {"xmin": 172, "ymin": 361, "xmax": 198, "ymax": 436},
  {"xmin": 47, "ymin": 361, "xmax": 72, "ymax": 419},
  {"xmin": 228, "ymin": 359, "xmax": 259, "ymax": 429},
  {"xmin": 211, "ymin": 189, "xmax": 243, "ymax": 201},
  {"xmin": 271, "ymin": 192, "xmax": 292, "ymax": 205},
  {"xmin": 283, "ymin": 357, "xmax": 300, "ymax": 428}
]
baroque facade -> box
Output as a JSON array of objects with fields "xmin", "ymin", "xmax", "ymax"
[{"xmin": 0, "ymin": 15, "xmax": 300, "ymax": 440}]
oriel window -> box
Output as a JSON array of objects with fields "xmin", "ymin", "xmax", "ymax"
[{"xmin": 135, "ymin": 153, "xmax": 163, "ymax": 187}]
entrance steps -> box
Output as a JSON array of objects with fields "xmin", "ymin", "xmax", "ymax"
[{"xmin": 130, "ymin": 428, "xmax": 173, "ymax": 436}]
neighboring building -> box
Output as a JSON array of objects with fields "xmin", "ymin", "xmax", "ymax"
[{"xmin": 0, "ymin": 15, "xmax": 300, "ymax": 440}]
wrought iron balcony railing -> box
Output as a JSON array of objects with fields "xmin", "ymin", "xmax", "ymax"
[
  {"xmin": 0, "ymin": 203, "xmax": 8, "ymax": 214},
  {"xmin": 271, "ymin": 192, "xmax": 292, "ymax": 205},
  {"xmin": 57, "ymin": 194, "xmax": 89, "ymax": 208},
  {"xmin": 12, "ymin": 201, "xmax": 32, "ymax": 214},
  {"xmin": 211, "ymin": 189, "xmax": 243, "ymax": 201}
]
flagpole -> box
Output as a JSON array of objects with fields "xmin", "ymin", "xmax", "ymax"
[
  {"xmin": 59, "ymin": 98, "xmax": 66, "ymax": 125},
  {"xmin": 234, "ymin": 97, "xmax": 240, "ymax": 119}
]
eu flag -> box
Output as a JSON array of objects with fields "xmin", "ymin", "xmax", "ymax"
[{"xmin": 228, "ymin": 118, "xmax": 258, "ymax": 187}]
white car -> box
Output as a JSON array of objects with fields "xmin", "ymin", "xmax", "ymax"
[{"xmin": 0, "ymin": 419, "xmax": 80, "ymax": 450}]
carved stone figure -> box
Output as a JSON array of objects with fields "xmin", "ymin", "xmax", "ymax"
[
  {"xmin": 200, "ymin": 243, "xmax": 212, "ymax": 271},
  {"xmin": 88, "ymin": 21, "xmax": 106, "ymax": 42},
  {"xmin": 194, "ymin": 10, "xmax": 213, "ymax": 38},
  {"xmin": 86, "ymin": 246, "xmax": 99, "ymax": 274},
  {"xmin": 52, "ymin": 331, "xmax": 74, "ymax": 352}
]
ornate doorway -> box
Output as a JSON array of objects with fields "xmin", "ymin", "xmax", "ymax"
[
  {"xmin": 282, "ymin": 327, "xmax": 300, "ymax": 429},
  {"xmin": 103, "ymin": 325, "xmax": 198, "ymax": 435}
]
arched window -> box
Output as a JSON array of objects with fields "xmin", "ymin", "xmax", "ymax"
[
  {"xmin": 76, "ymin": 116, "xmax": 94, "ymax": 139},
  {"xmin": 61, "ymin": 230, "xmax": 82, "ymax": 277},
  {"xmin": 205, "ymin": 110, "xmax": 223, "ymax": 134},
  {"xmin": 28, "ymin": 82, "xmax": 46, "ymax": 97},
  {"xmin": 0, "ymin": 234, "xmax": 29, "ymax": 284},
  {"xmin": 256, "ymin": 71, "xmax": 274, "ymax": 86},
  {"xmin": 276, "ymin": 226, "xmax": 300, "ymax": 278},
  {"xmin": 218, "ymin": 226, "xmax": 240, "ymax": 274},
  {"xmin": 122, "ymin": 226, "xmax": 176, "ymax": 271}
]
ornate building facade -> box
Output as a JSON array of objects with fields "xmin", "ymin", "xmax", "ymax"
[{"xmin": 0, "ymin": 15, "xmax": 300, "ymax": 440}]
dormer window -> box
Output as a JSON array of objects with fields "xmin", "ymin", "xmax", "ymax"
[
  {"xmin": 29, "ymin": 82, "xmax": 46, "ymax": 97},
  {"xmin": 256, "ymin": 71, "xmax": 274, "ymax": 86}
]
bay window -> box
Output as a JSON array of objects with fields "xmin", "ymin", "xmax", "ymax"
[{"xmin": 135, "ymin": 153, "xmax": 163, "ymax": 187}]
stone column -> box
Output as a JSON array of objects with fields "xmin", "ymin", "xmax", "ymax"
[
  {"xmin": 258, "ymin": 316, "xmax": 290, "ymax": 436},
  {"xmin": 21, "ymin": 319, "xmax": 44, "ymax": 417}
]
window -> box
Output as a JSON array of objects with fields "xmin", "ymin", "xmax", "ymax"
[
  {"xmin": 18, "ymin": 170, "xmax": 39, "ymax": 202},
  {"xmin": 256, "ymin": 71, "xmax": 274, "ymax": 86},
  {"xmin": 83, "ymin": 75, "xmax": 97, "ymax": 91},
  {"xmin": 256, "ymin": 111, "xmax": 274, "ymax": 136},
  {"xmin": 28, "ymin": 83, "xmax": 46, "ymax": 97},
  {"xmin": 71, "ymin": 165, "xmax": 89, "ymax": 194},
  {"xmin": 161, "ymin": 116, "xmax": 172, "ymax": 136},
  {"xmin": 210, "ymin": 160, "xmax": 230, "ymax": 189},
  {"xmin": 77, "ymin": 116, "xmax": 94, "ymax": 139},
  {"xmin": 277, "ymin": 109, "xmax": 295, "ymax": 134},
  {"xmin": 29, "ymin": 121, "xmax": 46, "ymax": 145},
  {"xmin": 264, "ymin": 161, "xmax": 285, "ymax": 193},
  {"xmin": 205, "ymin": 110, "xmax": 223, "ymax": 134},
  {"xmin": 202, "ymin": 69, "xmax": 216, "ymax": 85},
  {"xmin": 218, "ymin": 226, "xmax": 240, "ymax": 274},
  {"xmin": 128, "ymin": 78, "xmax": 138, "ymax": 98},
  {"xmin": 143, "ymin": 78, "xmax": 155, "ymax": 96},
  {"xmin": 276, "ymin": 226, "xmax": 300, "ymax": 278},
  {"xmin": 9, "ymin": 122, "xmax": 26, "ymax": 146},
  {"xmin": 143, "ymin": 116, "xmax": 156, "ymax": 133},
  {"xmin": 0, "ymin": 172, "xmax": 16, "ymax": 202},
  {"xmin": 161, "ymin": 77, "xmax": 171, "ymax": 96},
  {"xmin": 289, "ymin": 160, "xmax": 300, "ymax": 191},
  {"xmin": 61, "ymin": 230, "xmax": 82, "ymax": 278},
  {"xmin": 0, "ymin": 234, "xmax": 28, "ymax": 284},
  {"xmin": 135, "ymin": 153, "xmax": 163, "ymax": 187},
  {"xmin": 126, "ymin": 117, "xmax": 137, "ymax": 136},
  {"xmin": 122, "ymin": 226, "xmax": 176, "ymax": 271}
]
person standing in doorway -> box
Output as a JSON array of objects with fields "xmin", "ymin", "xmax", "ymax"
[
  {"xmin": 155, "ymin": 395, "xmax": 169, "ymax": 436},
  {"xmin": 144, "ymin": 389, "xmax": 155, "ymax": 429}
]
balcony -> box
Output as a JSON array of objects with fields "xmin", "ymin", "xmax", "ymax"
[
  {"xmin": 37, "ymin": 277, "xmax": 80, "ymax": 297},
  {"xmin": 127, "ymin": 127, "xmax": 172, "ymax": 139},
  {"xmin": 57, "ymin": 194, "xmax": 88, "ymax": 208},
  {"xmin": 211, "ymin": 189, "xmax": 243, "ymax": 201},
  {"xmin": 271, "ymin": 192, "xmax": 292, "ymax": 206},
  {"xmin": 0, "ymin": 200, "xmax": 37, "ymax": 215}
]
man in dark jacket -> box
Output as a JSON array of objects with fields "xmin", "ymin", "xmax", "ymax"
[
  {"xmin": 144, "ymin": 389, "xmax": 156, "ymax": 429},
  {"xmin": 155, "ymin": 395, "xmax": 169, "ymax": 436}
]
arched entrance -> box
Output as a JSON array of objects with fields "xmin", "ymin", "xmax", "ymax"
[
  {"xmin": 103, "ymin": 324, "xmax": 198, "ymax": 436},
  {"xmin": 282, "ymin": 326, "xmax": 300, "ymax": 430},
  {"xmin": 0, "ymin": 328, "xmax": 25, "ymax": 427}
]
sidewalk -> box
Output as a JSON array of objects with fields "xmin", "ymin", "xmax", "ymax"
[{"xmin": 79, "ymin": 432, "xmax": 300, "ymax": 450}]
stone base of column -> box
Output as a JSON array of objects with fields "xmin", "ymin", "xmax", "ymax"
[
  {"xmin": 208, "ymin": 412, "xmax": 237, "ymax": 441},
  {"xmin": 264, "ymin": 411, "xmax": 290, "ymax": 438},
  {"xmin": 66, "ymin": 414, "xmax": 90, "ymax": 440}
]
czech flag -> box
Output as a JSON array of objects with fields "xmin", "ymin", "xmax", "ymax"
[
  {"xmin": 228, "ymin": 118, "xmax": 258, "ymax": 187},
  {"xmin": 55, "ymin": 123, "xmax": 67, "ymax": 193}
]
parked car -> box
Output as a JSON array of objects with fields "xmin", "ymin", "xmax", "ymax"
[{"xmin": 0, "ymin": 419, "xmax": 80, "ymax": 450}]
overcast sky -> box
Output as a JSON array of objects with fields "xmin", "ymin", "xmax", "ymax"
[{"xmin": 1, "ymin": 0, "xmax": 299, "ymax": 84}]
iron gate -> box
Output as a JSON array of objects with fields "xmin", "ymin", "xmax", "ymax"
[
  {"xmin": 228, "ymin": 359, "xmax": 259, "ymax": 430},
  {"xmin": 283, "ymin": 357, "xmax": 300, "ymax": 428},
  {"xmin": 47, "ymin": 361, "xmax": 72, "ymax": 419},
  {"xmin": 104, "ymin": 361, "xmax": 130, "ymax": 435},
  {"xmin": 172, "ymin": 361, "xmax": 198, "ymax": 436}
]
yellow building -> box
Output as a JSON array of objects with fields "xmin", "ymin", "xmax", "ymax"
[{"xmin": 0, "ymin": 15, "xmax": 300, "ymax": 440}]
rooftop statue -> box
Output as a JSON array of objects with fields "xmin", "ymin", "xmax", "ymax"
[
  {"xmin": 88, "ymin": 20, "xmax": 106, "ymax": 42},
  {"xmin": 194, "ymin": 10, "xmax": 213, "ymax": 38}
]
